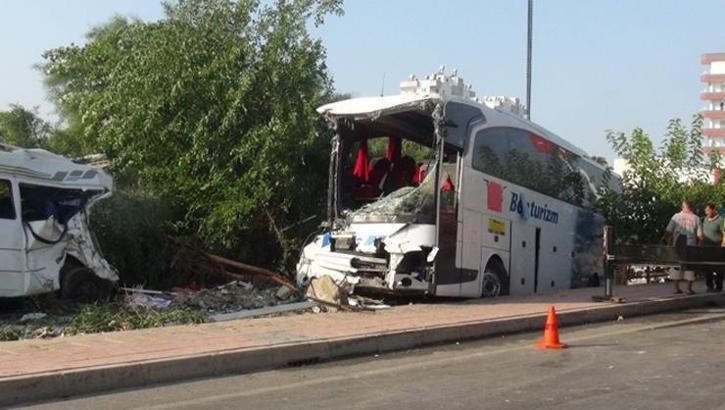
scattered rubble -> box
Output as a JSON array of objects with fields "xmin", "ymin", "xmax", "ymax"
[
  {"xmin": 173, "ymin": 281, "xmax": 299, "ymax": 313},
  {"xmin": 123, "ymin": 279, "xmax": 303, "ymax": 314},
  {"xmin": 0, "ymin": 242, "xmax": 393, "ymax": 342},
  {"xmin": 305, "ymin": 275, "xmax": 390, "ymax": 311},
  {"xmin": 306, "ymin": 276, "xmax": 347, "ymax": 306},
  {"xmin": 19, "ymin": 312, "xmax": 48, "ymax": 322},
  {"xmin": 275, "ymin": 286, "xmax": 294, "ymax": 301},
  {"xmin": 126, "ymin": 292, "xmax": 173, "ymax": 310}
]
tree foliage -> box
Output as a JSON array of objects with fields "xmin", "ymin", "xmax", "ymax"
[
  {"xmin": 0, "ymin": 104, "xmax": 53, "ymax": 149},
  {"xmin": 598, "ymin": 115, "xmax": 724, "ymax": 244},
  {"xmin": 41, "ymin": 0, "xmax": 343, "ymax": 270}
]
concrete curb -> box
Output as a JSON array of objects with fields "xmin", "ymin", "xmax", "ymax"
[{"xmin": 2, "ymin": 293, "xmax": 723, "ymax": 406}]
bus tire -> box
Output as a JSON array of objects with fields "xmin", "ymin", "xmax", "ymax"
[
  {"xmin": 482, "ymin": 258, "xmax": 509, "ymax": 298},
  {"xmin": 60, "ymin": 266, "xmax": 114, "ymax": 303}
]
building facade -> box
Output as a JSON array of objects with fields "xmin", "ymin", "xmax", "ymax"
[{"xmin": 701, "ymin": 53, "xmax": 725, "ymax": 156}]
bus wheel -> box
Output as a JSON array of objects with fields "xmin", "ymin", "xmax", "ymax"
[{"xmin": 482, "ymin": 259, "xmax": 508, "ymax": 298}]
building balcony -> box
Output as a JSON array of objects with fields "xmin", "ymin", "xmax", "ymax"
[
  {"xmin": 701, "ymin": 74, "xmax": 725, "ymax": 83},
  {"xmin": 701, "ymin": 110, "xmax": 725, "ymax": 119},
  {"xmin": 703, "ymin": 128, "xmax": 725, "ymax": 137},
  {"xmin": 703, "ymin": 147, "xmax": 725, "ymax": 158},
  {"xmin": 700, "ymin": 92, "xmax": 725, "ymax": 100},
  {"xmin": 702, "ymin": 53, "xmax": 725, "ymax": 64}
]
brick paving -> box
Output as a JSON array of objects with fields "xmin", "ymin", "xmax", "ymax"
[{"xmin": 0, "ymin": 282, "xmax": 709, "ymax": 379}]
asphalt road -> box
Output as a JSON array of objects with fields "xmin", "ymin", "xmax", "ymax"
[{"xmin": 23, "ymin": 307, "xmax": 725, "ymax": 410}]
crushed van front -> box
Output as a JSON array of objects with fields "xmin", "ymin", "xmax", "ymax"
[{"xmin": 0, "ymin": 145, "xmax": 118, "ymax": 297}]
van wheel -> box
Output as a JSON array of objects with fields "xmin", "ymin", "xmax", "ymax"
[
  {"xmin": 481, "ymin": 259, "xmax": 509, "ymax": 298},
  {"xmin": 61, "ymin": 266, "xmax": 114, "ymax": 303}
]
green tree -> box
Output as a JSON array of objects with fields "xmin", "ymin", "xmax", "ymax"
[
  {"xmin": 598, "ymin": 115, "xmax": 725, "ymax": 244},
  {"xmin": 41, "ymin": 0, "xmax": 344, "ymax": 275},
  {"xmin": 0, "ymin": 104, "xmax": 52, "ymax": 148}
]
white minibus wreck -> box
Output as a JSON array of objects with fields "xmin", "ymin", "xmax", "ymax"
[{"xmin": 0, "ymin": 144, "xmax": 117, "ymax": 300}]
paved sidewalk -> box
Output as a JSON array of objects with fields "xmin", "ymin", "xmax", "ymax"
[{"xmin": 2, "ymin": 282, "xmax": 722, "ymax": 405}]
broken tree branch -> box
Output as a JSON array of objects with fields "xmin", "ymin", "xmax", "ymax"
[{"xmin": 205, "ymin": 253, "xmax": 299, "ymax": 293}]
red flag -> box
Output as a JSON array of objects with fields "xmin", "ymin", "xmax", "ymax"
[
  {"xmin": 442, "ymin": 176, "xmax": 454, "ymax": 192},
  {"xmin": 487, "ymin": 181, "xmax": 502, "ymax": 212},
  {"xmin": 530, "ymin": 134, "xmax": 552, "ymax": 154},
  {"xmin": 352, "ymin": 137, "xmax": 370, "ymax": 182},
  {"xmin": 412, "ymin": 164, "xmax": 425, "ymax": 184},
  {"xmin": 386, "ymin": 136, "xmax": 401, "ymax": 162}
]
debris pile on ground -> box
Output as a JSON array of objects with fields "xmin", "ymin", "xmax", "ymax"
[
  {"xmin": 19, "ymin": 312, "xmax": 48, "ymax": 322},
  {"xmin": 125, "ymin": 291, "xmax": 173, "ymax": 310},
  {"xmin": 0, "ymin": 241, "xmax": 393, "ymax": 342},
  {"xmin": 123, "ymin": 279, "xmax": 304, "ymax": 315},
  {"xmin": 305, "ymin": 275, "xmax": 347, "ymax": 306},
  {"xmin": 173, "ymin": 281, "xmax": 300, "ymax": 312},
  {"xmin": 304, "ymin": 275, "xmax": 390, "ymax": 311},
  {"xmin": 0, "ymin": 322, "xmax": 66, "ymax": 341}
]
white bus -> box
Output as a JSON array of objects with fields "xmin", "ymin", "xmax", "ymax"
[{"xmin": 296, "ymin": 70, "xmax": 617, "ymax": 298}]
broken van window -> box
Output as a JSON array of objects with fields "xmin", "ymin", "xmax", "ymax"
[
  {"xmin": 0, "ymin": 179, "xmax": 15, "ymax": 219},
  {"xmin": 20, "ymin": 184, "xmax": 101, "ymax": 224}
]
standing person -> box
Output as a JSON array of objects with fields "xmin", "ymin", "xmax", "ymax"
[
  {"xmin": 662, "ymin": 200, "xmax": 703, "ymax": 295},
  {"xmin": 702, "ymin": 203, "xmax": 724, "ymax": 292}
]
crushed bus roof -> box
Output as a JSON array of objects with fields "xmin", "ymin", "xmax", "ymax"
[
  {"xmin": 317, "ymin": 70, "xmax": 599, "ymax": 168},
  {"xmin": 317, "ymin": 94, "xmax": 432, "ymax": 117}
]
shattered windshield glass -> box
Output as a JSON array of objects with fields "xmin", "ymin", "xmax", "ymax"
[{"xmin": 347, "ymin": 162, "xmax": 438, "ymax": 224}]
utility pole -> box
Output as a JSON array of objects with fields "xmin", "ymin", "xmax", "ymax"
[{"xmin": 526, "ymin": 0, "xmax": 533, "ymax": 120}]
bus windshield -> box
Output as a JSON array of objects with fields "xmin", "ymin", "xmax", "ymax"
[
  {"xmin": 329, "ymin": 103, "xmax": 460, "ymax": 225},
  {"xmin": 347, "ymin": 161, "xmax": 438, "ymax": 224}
]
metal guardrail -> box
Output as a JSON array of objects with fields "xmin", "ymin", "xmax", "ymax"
[{"xmin": 594, "ymin": 225, "xmax": 725, "ymax": 302}]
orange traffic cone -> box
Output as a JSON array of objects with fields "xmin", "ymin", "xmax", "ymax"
[{"xmin": 536, "ymin": 306, "xmax": 567, "ymax": 349}]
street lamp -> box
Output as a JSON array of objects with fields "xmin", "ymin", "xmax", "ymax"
[{"xmin": 526, "ymin": 0, "xmax": 533, "ymax": 120}]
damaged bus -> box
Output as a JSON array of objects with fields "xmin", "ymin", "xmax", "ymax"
[
  {"xmin": 297, "ymin": 70, "xmax": 617, "ymax": 298},
  {"xmin": 0, "ymin": 144, "xmax": 118, "ymax": 300}
]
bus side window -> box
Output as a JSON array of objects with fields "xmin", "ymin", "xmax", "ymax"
[
  {"xmin": 0, "ymin": 179, "xmax": 15, "ymax": 219},
  {"xmin": 472, "ymin": 128, "xmax": 508, "ymax": 177},
  {"xmin": 473, "ymin": 127, "xmax": 588, "ymax": 207},
  {"xmin": 444, "ymin": 102, "xmax": 485, "ymax": 150}
]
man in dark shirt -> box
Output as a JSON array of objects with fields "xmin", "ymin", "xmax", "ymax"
[{"xmin": 702, "ymin": 203, "xmax": 724, "ymax": 292}]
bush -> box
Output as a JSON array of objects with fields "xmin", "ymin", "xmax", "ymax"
[
  {"xmin": 90, "ymin": 188, "xmax": 179, "ymax": 289},
  {"xmin": 42, "ymin": 0, "xmax": 342, "ymax": 279}
]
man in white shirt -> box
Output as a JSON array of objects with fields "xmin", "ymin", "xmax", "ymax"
[{"xmin": 662, "ymin": 201, "xmax": 703, "ymax": 295}]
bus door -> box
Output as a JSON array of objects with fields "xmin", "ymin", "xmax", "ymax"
[
  {"xmin": 538, "ymin": 225, "xmax": 574, "ymax": 292},
  {"xmin": 443, "ymin": 158, "xmax": 490, "ymax": 297},
  {"xmin": 509, "ymin": 221, "xmax": 538, "ymax": 295},
  {"xmin": 434, "ymin": 101, "xmax": 486, "ymax": 297},
  {"xmin": 434, "ymin": 155, "xmax": 463, "ymax": 296}
]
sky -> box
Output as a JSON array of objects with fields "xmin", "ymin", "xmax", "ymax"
[{"xmin": 1, "ymin": 0, "xmax": 724, "ymax": 160}]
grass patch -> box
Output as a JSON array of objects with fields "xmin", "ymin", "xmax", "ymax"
[
  {"xmin": 0, "ymin": 297, "xmax": 206, "ymax": 341},
  {"xmin": 65, "ymin": 303, "xmax": 206, "ymax": 335}
]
